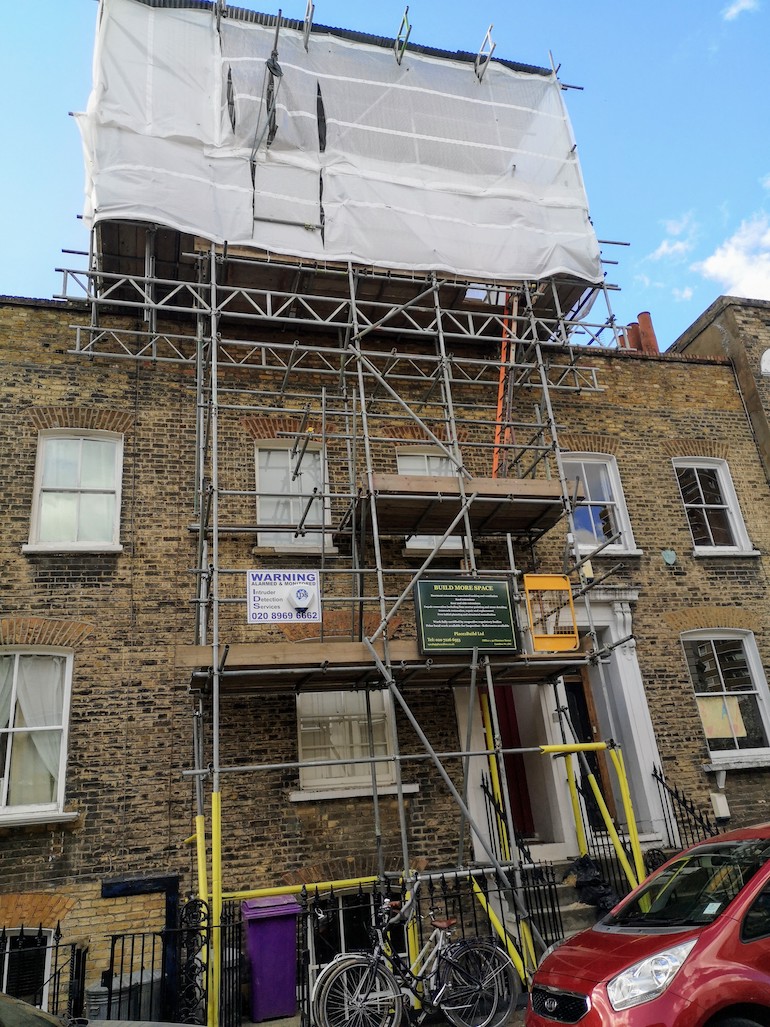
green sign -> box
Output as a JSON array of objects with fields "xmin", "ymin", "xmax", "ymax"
[{"xmin": 414, "ymin": 579, "xmax": 518, "ymax": 654}]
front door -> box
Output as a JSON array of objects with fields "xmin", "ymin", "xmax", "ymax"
[
  {"xmin": 495, "ymin": 685, "xmax": 535, "ymax": 837},
  {"xmin": 563, "ymin": 671, "xmax": 618, "ymax": 827}
]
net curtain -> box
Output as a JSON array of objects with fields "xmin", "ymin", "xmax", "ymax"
[{"xmin": 0, "ymin": 654, "xmax": 66, "ymax": 807}]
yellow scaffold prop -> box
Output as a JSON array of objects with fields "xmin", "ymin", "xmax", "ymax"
[{"xmin": 190, "ymin": 734, "xmax": 647, "ymax": 1023}]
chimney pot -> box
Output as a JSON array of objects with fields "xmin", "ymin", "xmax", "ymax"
[
  {"xmin": 626, "ymin": 322, "xmax": 641, "ymax": 351},
  {"xmin": 638, "ymin": 311, "xmax": 659, "ymax": 355}
]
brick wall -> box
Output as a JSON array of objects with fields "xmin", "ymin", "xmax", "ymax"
[
  {"xmin": 0, "ymin": 299, "xmax": 472, "ymax": 944},
  {"xmin": 549, "ymin": 348, "xmax": 770, "ymax": 816},
  {"xmin": 5, "ymin": 293, "xmax": 770, "ymax": 950}
]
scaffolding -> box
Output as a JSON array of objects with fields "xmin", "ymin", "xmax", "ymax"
[
  {"xmin": 58, "ymin": 0, "xmax": 642, "ymax": 1016},
  {"xmin": 59, "ymin": 218, "xmax": 629, "ymax": 906}
]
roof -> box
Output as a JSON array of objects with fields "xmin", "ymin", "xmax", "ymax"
[{"xmin": 131, "ymin": 0, "xmax": 553, "ymax": 76}]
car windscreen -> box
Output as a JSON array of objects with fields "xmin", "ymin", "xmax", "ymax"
[{"xmin": 605, "ymin": 839, "xmax": 770, "ymax": 928}]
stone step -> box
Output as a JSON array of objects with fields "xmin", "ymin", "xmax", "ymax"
[{"xmin": 558, "ymin": 900, "xmax": 599, "ymax": 935}]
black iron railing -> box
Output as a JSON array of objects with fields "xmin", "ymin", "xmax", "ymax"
[
  {"xmin": 297, "ymin": 866, "xmax": 546, "ymax": 1026},
  {"xmin": 480, "ymin": 772, "xmax": 539, "ymax": 867},
  {"xmin": 0, "ymin": 923, "xmax": 87, "ymax": 1019},
  {"xmin": 102, "ymin": 898, "xmax": 241, "ymax": 1026},
  {"xmin": 479, "ymin": 771, "xmax": 565, "ymax": 945},
  {"xmin": 652, "ymin": 763, "xmax": 720, "ymax": 850},
  {"xmin": 516, "ymin": 864, "xmax": 564, "ymax": 949}
]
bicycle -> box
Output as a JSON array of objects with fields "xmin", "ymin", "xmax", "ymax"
[{"xmin": 311, "ymin": 876, "xmax": 520, "ymax": 1027}]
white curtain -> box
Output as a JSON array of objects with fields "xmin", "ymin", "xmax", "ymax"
[
  {"xmin": 0, "ymin": 657, "xmax": 13, "ymax": 804},
  {"xmin": 8, "ymin": 656, "xmax": 65, "ymax": 806}
]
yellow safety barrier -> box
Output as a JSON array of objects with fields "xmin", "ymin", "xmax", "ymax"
[
  {"xmin": 540, "ymin": 741, "xmax": 641, "ymax": 893},
  {"xmin": 210, "ymin": 791, "xmax": 222, "ymax": 1027},
  {"xmin": 193, "ymin": 736, "xmax": 647, "ymax": 1026},
  {"xmin": 471, "ymin": 879, "xmax": 528, "ymax": 985},
  {"xmin": 608, "ymin": 747, "xmax": 646, "ymax": 884},
  {"xmin": 565, "ymin": 754, "xmax": 588, "ymax": 858},
  {"xmin": 480, "ymin": 694, "xmax": 511, "ymax": 862}
]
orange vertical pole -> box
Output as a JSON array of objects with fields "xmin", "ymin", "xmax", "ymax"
[{"xmin": 492, "ymin": 293, "xmax": 514, "ymax": 478}]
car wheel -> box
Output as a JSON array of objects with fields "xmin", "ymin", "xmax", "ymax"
[{"xmin": 714, "ymin": 1018, "xmax": 764, "ymax": 1026}]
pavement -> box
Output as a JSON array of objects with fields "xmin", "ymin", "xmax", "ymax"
[
  {"xmin": 259, "ymin": 994, "xmax": 529, "ymax": 1026},
  {"xmin": 510, "ymin": 997, "xmax": 527, "ymax": 1024}
]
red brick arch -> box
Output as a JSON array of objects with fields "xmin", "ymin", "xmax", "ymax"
[
  {"xmin": 28, "ymin": 407, "xmax": 135, "ymax": 433},
  {"xmin": 0, "ymin": 892, "xmax": 76, "ymax": 928},
  {"xmin": 0, "ymin": 618, "xmax": 94, "ymax": 648},
  {"xmin": 662, "ymin": 606, "xmax": 760, "ymax": 634}
]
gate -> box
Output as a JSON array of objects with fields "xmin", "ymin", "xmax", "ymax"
[{"xmin": 102, "ymin": 898, "xmax": 241, "ymax": 1026}]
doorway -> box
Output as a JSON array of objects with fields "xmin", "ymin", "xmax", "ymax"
[
  {"xmin": 562, "ymin": 671, "xmax": 618, "ymax": 828},
  {"xmin": 494, "ymin": 685, "xmax": 535, "ymax": 837}
]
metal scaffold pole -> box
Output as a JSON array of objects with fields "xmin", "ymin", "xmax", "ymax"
[
  {"xmin": 208, "ymin": 246, "xmax": 223, "ymax": 1027},
  {"xmin": 63, "ymin": 222, "xmax": 635, "ymax": 990}
]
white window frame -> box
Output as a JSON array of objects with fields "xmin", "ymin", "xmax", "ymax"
[
  {"xmin": 255, "ymin": 441, "xmax": 332, "ymax": 552},
  {"xmin": 24, "ymin": 429, "xmax": 124, "ymax": 554},
  {"xmin": 307, "ymin": 890, "xmax": 409, "ymax": 984},
  {"xmin": 673, "ymin": 457, "xmax": 754, "ymax": 554},
  {"xmin": 1, "ymin": 927, "xmax": 55, "ymax": 1010},
  {"xmin": 681, "ymin": 629, "xmax": 770, "ymax": 764},
  {"xmin": 561, "ymin": 453, "xmax": 637, "ymax": 554},
  {"xmin": 0, "ymin": 648, "xmax": 73, "ymax": 823},
  {"xmin": 396, "ymin": 448, "xmax": 464, "ymax": 554},
  {"xmin": 296, "ymin": 689, "xmax": 397, "ymax": 793}
]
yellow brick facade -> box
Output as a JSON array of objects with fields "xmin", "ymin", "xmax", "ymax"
[{"xmin": 5, "ymin": 294, "xmax": 770, "ymax": 949}]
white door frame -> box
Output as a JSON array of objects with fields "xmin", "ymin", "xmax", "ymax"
[{"xmin": 456, "ymin": 588, "xmax": 667, "ymax": 865}]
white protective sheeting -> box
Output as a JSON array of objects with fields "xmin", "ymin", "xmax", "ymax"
[{"xmin": 78, "ymin": 0, "xmax": 603, "ymax": 283}]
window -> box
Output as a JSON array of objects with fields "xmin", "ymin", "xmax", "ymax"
[
  {"xmin": 26, "ymin": 430, "xmax": 123, "ymax": 552},
  {"xmin": 297, "ymin": 690, "xmax": 396, "ymax": 791},
  {"xmin": 256, "ymin": 445, "xmax": 326, "ymax": 550},
  {"xmin": 1, "ymin": 928, "xmax": 54, "ymax": 1009},
  {"xmin": 674, "ymin": 458, "xmax": 753, "ymax": 552},
  {"xmin": 0, "ymin": 651, "xmax": 72, "ymax": 817},
  {"xmin": 308, "ymin": 890, "xmax": 407, "ymax": 982},
  {"xmin": 743, "ymin": 883, "xmax": 770, "ymax": 941},
  {"xmin": 561, "ymin": 454, "xmax": 636, "ymax": 552},
  {"xmin": 396, "ymin": 450, "xmax": 463, "ymax": 552},
  {"xmin": 682, "ymin": 631, "xmax": 770, "ymax": 759}
]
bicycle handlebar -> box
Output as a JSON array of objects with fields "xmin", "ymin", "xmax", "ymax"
[{"xmin": 383, "ymin": 875, "xmax": 421, "ymax": 930}]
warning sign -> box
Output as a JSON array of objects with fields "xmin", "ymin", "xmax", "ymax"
[{"xmin": 246, "ymin": 570, "xmax": 320, "ymax": 623}]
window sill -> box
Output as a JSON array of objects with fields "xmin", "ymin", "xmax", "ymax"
[
  {"xmin": 703, "ymin": 756, "xmax": 770, "ymax": 772},
  {"xmin": 290, "ymin": 783, "xmax": 420, "ymax": 803},
  {"xmin": 578, "ymin": 547, "xmax": 644, "ymax": 558},
  {"xmin": 22, "ymin": 543, "xmax": 123, "ymax": 555},
  {"xmin": 251, "ymin": 546, "xmax": 338, "ymax": 556},
  {"xmin": 0, "ymin": 810, "xmax": 80, "ymax": 830},
  {"xmin": 401, "ymin": 548, "xmax": 477, "ymax": 559},
  {"xmin": 692, "ymin": 548, "xmax": 760, "ymax": 558}
]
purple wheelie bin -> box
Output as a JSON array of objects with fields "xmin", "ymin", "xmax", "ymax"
[{"xmin": 242, "ymin": 895, "xmax": 301, "ymax": 1021}]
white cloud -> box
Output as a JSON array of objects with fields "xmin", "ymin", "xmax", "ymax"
[
  {"xmin": 650, "ymin": 238, "xmax": 693, "ymax": 261},
  {"xmin": 664, "ymin": 212, "xmax": 695, "ymax": 236},
  {"xmin": 648, "ymin": 212, "xmax": 698, "ymax": 262},
  {"xmin": 693, "ymin": 214, "xmax": 770, "ymax": 299},
  {"xmin": 762, "ymin": 173, "xmax": 770, "ymax": 190},
  {"xmin": 673, "ymin": 286, "xmax": 694, "ymax": 302},
  {"xmin": 722, "ymin": 0, "xmax": 760, "ymax": 19}
]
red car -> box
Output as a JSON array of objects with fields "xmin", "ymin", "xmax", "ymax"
[{"xmin": 526, "ymin": 823, "xmax": 770, "ymax": 1027}]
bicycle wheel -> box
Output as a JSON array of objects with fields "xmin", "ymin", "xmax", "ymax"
[
  {"xmin": 314, "ymin": 953, "xmax": 403, "ymax": 1027},
  {"xmin": 437, "ymin": 938, "xmax": 519, "ymax": 1027},
  {"xmin": 312, "ymin": 955, "xmax": 369, "ymax": 1027}
]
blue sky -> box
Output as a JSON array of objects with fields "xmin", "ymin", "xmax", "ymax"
[{"xmin": 2, "ymin": 0, "xmax": 769, "ymax": 349}]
